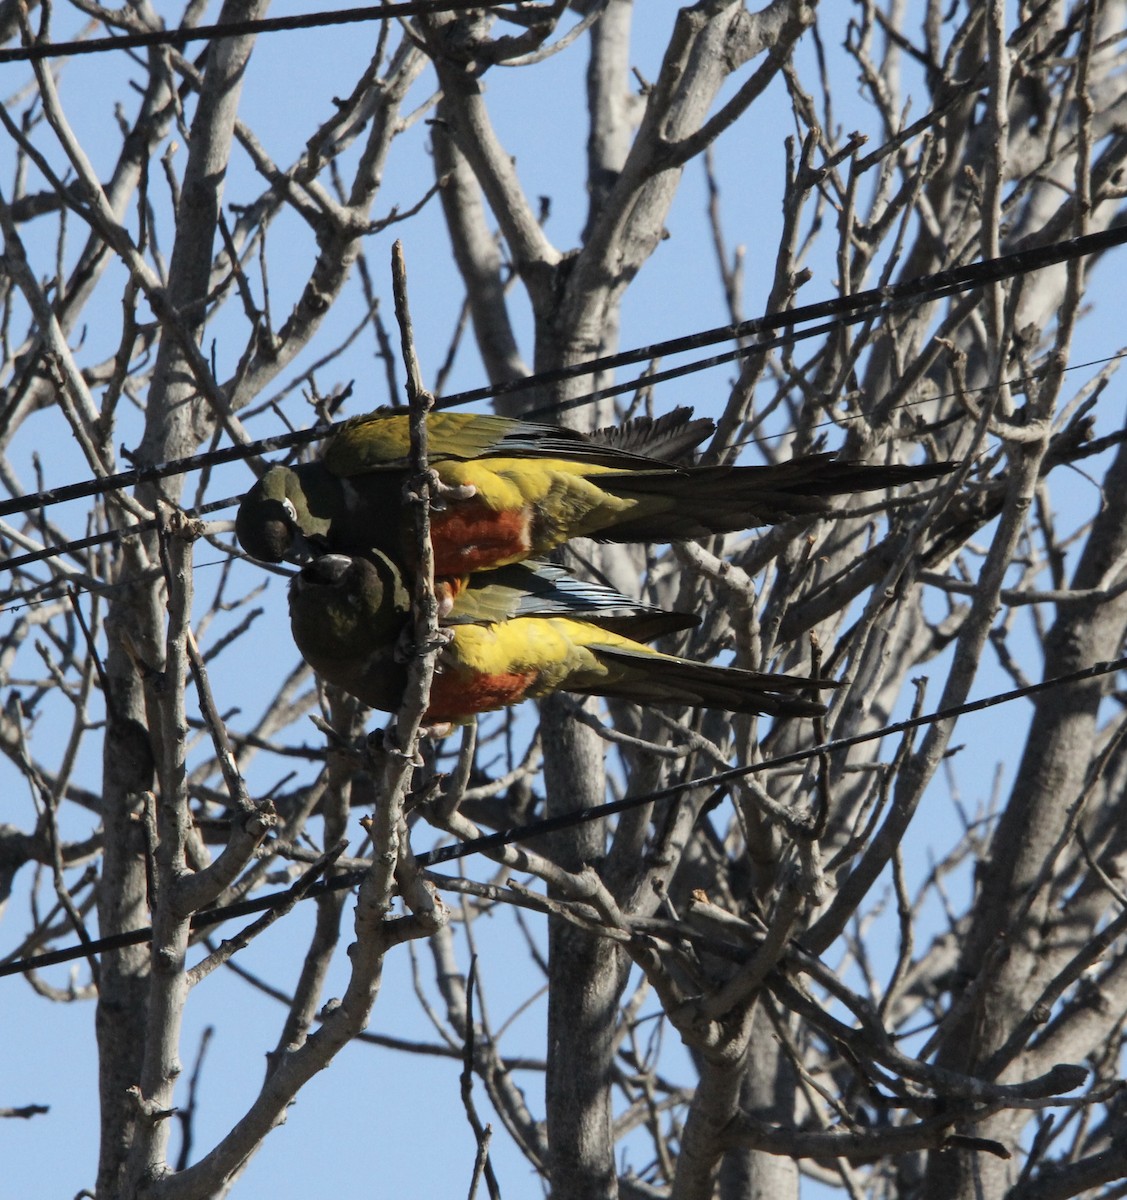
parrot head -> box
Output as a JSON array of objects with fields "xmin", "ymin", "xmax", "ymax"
[
  {"xmin": 237, "ymin": 462, "xmax": 359, "ymax": 564},
  {"xmin": 287, "ymin": 549, "xmax": 414, "ymax": 713},
  {"xmin": 289, "ymin": 550, "xmax": 412, "ymax": 648}
]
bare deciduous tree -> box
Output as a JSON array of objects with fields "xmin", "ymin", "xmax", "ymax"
[{"xmin": 3, "ymin": 3, "xmax": 1127, "ymax": 1198}]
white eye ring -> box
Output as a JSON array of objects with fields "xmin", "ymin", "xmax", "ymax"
[{"xmin": 281, "ymin": 498, "xmax": 298, "ymax": 523}]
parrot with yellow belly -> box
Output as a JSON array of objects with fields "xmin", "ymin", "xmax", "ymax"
[
  {"xmin": 287, "ymin": 550, "xmax": 837, "ymax": 726},
  {"xmin": 237, "ymin": 408, "xmax": 951, "ymax": 577}
]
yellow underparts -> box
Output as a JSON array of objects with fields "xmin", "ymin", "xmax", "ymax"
[
  {"xmin": 445, "ymin": 617, "xmax": 661, "ymax": 696},
  {"xmin": 437, "ymin": 458, "xmax": 638, "ymax": 540}
]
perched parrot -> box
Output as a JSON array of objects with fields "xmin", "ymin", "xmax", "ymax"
[
  {"xmin": 287, "ymin": 550, "xmax": 837, "ymax": 726},
  {"xmin": 237, "ymin": 407, "xmax": 951, "ymax": 576}
]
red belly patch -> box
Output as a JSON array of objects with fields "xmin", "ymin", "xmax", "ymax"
[
  {"xmin": 431, "ymin": 499, "xmax": 532, "ymax": 575},
  {"xmin": 426, "ymin": 668, "xmax": 539, "ymax": 722}
]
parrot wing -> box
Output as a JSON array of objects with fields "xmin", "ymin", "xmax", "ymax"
[
  {"xmin": 323, "ymin": 409, "xmax": 708, "ymax": 476},
  {"xmin": 447, "ymin": 561, "xmax": 698, "ymax": 640}
]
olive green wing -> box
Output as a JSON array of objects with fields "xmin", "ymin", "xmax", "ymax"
[
  {"xmin": 322, "ymin": 409, "xmax": 705, "ymax": 476},
  {"xmin": 447, "ymin": 562, "xmax": 698, "ymax": 641}
]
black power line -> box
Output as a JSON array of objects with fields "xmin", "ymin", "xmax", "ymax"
[
  {"xmin": 451, "ymin": 222, "xmax": 1127, "ymax": 410},
  {"xmin": 0, "ymin": 1, "xmax": 505, "ymax": 64}
]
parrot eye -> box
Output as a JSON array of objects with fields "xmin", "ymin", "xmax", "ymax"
[{"xmin": 280, "ymin": 497, "xmax": 298, "ymax": 525}]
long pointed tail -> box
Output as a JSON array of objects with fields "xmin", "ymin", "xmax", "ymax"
[
  {"xmin": 601, "ymin": 456, "xmax": 954, "ymax": 541},
  {"xmin": 585, "ymin": 645, "xmax": 836, "ymax": 718}
]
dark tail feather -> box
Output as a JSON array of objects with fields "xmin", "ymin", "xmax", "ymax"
[
  {"xmin": 599, "ymin": 457, "xmax": 955, "ymax": 541},
  {"xmin": 586, "ymin": 646, "xmax": 836, "ymax": 718},
  {"xmin": 778, "ymin": 458, "xmax": 957, "ymax": 497}
]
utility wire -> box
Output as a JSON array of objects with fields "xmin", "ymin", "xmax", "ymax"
[
  {"xmin": 0, "ymin": 1, "xmax": 506, "ymax": 63},
  {"xmin": 4, "ymin": 651, "xmax": 1123, "ymax": 980},
  {"xmin": 449, "ymin": 223, "xmax": 1127, "ymax": 410},
  {"xmin": 3, "ymin": 222, "xmax": 1125, "ymax": 529},
  {"xmin": 2, "ymin": 494, "xmax": 242, "ymax": 575}
]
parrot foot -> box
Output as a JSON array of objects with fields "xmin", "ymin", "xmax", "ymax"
[
  {"xmin": 420, "ymin": 721, "xmax": 456, "ymax": 740},
  {"xmin": 394, "ymin": 624, "xmax": 455, "ymax": 664},
  {"xmin": 380, "ymin": 727, "xmax": 426, "ymax": 765},
  {"xmin": 406, "ymin": 468, "xmax": 476, "ymax": 511}
]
